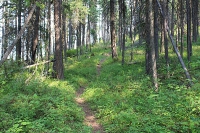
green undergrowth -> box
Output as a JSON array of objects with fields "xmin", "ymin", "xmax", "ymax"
[
  {"xmin": 67, "ymin": 43, "xmax": 200, "ymax": 132},
  {"xmin": 0, "ymin": 70, "xmax": 91, "ymax": 132},
  {"xmin": 1, "ymin": 41, "xmax": 200, "ymax": 132}
]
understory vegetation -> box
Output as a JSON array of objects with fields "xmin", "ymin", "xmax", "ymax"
[{"xmin": 1, "ymin": 40, "xmax": 200, "ymax": 132}]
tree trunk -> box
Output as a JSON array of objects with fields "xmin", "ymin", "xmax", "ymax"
[
  {"xmin": 171, "ymin": 0, "xmax": 174, "ymax": 37},
  {"xmin": 145, "ymin": 0, "xmax": 151, "ymax": 75},
  {"xmin": 186, "ymin": 0, "xmax": 192, "ymax": 61},
  {"xmin": 16, "ymin": 0, "xmax": 22, "ymax": 61},
  {"xmin": 118, "ymin": 0, "xmax": 122, "ymax": 52},
  {"xmin": 68, "ymin": 18, "xmax": 72, "ymax": 50},
  {"xmin": 163, "ymin": 1, "xmax": 169, "ymax": 66},
  {"xmin": 82, "ymin": 23, "xmax": 85, "ymax": 53},
  {"xmin": 110, "ymin": 0, "xmax": 118, "ymax": 59},
  {"xmin": 150, "ymin": 0, "xmax": 158, "ymax": 90},
  {"xmin": 31, "ymin": 6, "xmax": 40, "ymax": 64},
  {"xmin": 130, "ymin": 1, "xmax": 134, "ymax": 61},
  {"xmin": 121, "ymin": 0, "xmax": 126, "ymax": 65},
  {"xmin": 192, "ymin": 0, "xmax": 198, "ymax": 42},
  {"xmin": 46, "ymin": 0, "xmax": 51, "ymax": 72},
  {"xmin": 77, "ymin": 23, "xmax": 82, "ymax": 57},
  {"xmin": 180, "ymin": 0, "xmax": 184, "ymax": 57},
  {"xmin": 53, "ymin": 0, "xmax": 64, "ymax": 79},
  {"xmin": 86, "ymin": 14, "xmax": 90, "ymax": 52},
  {"xmin": 154, "ymin": 0, "xmax": 159, "ymax": 60}
]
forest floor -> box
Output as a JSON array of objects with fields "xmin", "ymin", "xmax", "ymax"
[{"xmin": 1, "ymin": 42, "xmax": 200, "ymax": 132}]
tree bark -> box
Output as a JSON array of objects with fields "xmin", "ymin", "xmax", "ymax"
[
  {"xmin": 186, "ymin": 0, "xmax": 192, "ymax": 61},
  {"xmin": 163, "ymin": 1, "xmax": 169, "ymax": 66},
  {"xmin": 192, "ymin": 0, "xmax": 198, "ymax": 42},
  {"xmin": 68, "ymin": 18, "xmax": 73, "ymax": 49},
  {"xmin": 171, "ymin": 0, "xmax": 174, "ymax": 37},
  {"xmin": 110, "ymin": 0, "xmax": 118, "ymax": 59},
  {"xmin": 16, "ymin": 0, "xmax": 22, "ymax": 61},
  {"xmin": 46, "ymin": 0, "xmax": 52, "ymax": 72},
  {"xmin": 145, "ymin": 0, "xmax": 151, "ymax": 75},
  {"xmin": 31, "ymin": 6, "xmax": 40, "ymax": 64},
  {"xmin": 154, "ymin": 0, "xmax": 159, "ymax": 60},
  {"xmin": 150, "ymin": 0, "xmax": 158, "ymax": 90},
  {"xmin": 118, "ymin": 0, "xmax": 122, "ymax": 52},
  {"xmin": 82, "ymin": 23, "xmax": 85, "ymax": 54},
  {"xmin": 53, "ymin": 0, "xmax": 64, "ymax": 79},
  {"xmin": 121, "ymin": 0, "xmax": 126, "ymax": 65},
  {"xmin": 180, "ymin": 0, "xmax": 184, "ymax": 57}
]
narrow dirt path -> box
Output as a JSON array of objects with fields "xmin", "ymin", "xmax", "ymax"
[{"xmin": 75, "ymin": 56, "xmax": 107, "ymax": 133}]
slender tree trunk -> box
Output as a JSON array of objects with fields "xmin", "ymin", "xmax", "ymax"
[
  {"xmin": 192, "ymin": 0, "xmax": 198, "ymax": 42},
  {"xmin": 46, "ymin": 0, "xmax": 51, "ymax": 72},
  {"xmin": 145, "ymin": 0, "xmax": 151, "ymax": 75},
  {"xmin": 180, "ymin": 0, "xmax": 184, "ymax": 57},
  {"xmin": 110, "ymin": 0, "xmax": 118, "ymax": 59},
  {"xmin": 53, "ymin": 0, "xmax": 64, "ymax": 79},
  {"xmin": 31, "ymin": 6, "xmax": 40, "ymax": 64},
  {"xmin": 82, "ymin": 23, "xmax": 85, "ymax": 53},
  {"xmin": 4, "ymin": 4, "xmax": 8, "ymax": 56},
  {"xmin": 78, "ymin": 23, "xmax": 82, "ymax": 56},
  {"xmin": 163, "ymin": 1, "xmax": 169, "ymax": 66},
  {"xmin": 86, "ymin": 14, "xmax": 90, "ymax": 52},
  {"xmin": 1, "ymin": 26, "xmax": 4, "ymax": 59},
  {"xmin": 197, "ymin": 1, "xmax": 199, "ymax": 37},
  {"xmin": 160, "ymin": 5, "xmax": 164, "ymax": 53},
  {"xmin": 121, "ymin": 0, "xmax": 126, "ymax": 65},
  {"xmin": 68, "ymin": 18, "xmax": 72, "ymax": 50},
  {"xmin": 186, "ymin": 0, "xmax": 192, "ymax": 61},
  {"xmin": 171, "ymin": 0, "xmax": 174, "ymax": 37},
  {"xmin": 16, "ymin": 0, "xmax": 22, "ymax": 61},
  {"xmin": 154, "ymin": 0, "xmax": 159, "ymax": 60},
  {"xmin": 138, "ymin": 0, "xmax": 142, "ymax": 45},
  {"xmin": 150, "ymin": 0, "xmax": 158, "ymax": 90},
  {"xmin": 130, "ymin": 2, "xmax": 133, "ymax": 43},
  {"xmin": 130, "ymin": 1, "xmax": 134, "ymax": 61},
  {"xmin": 26, "ymin": 23, "xmax": 30, "ymax": 63},
  {"xmin": 118, "ymin": 0, "xmax": 122, "ymax": 51}
]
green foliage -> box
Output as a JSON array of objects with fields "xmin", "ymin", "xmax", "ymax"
[
  {"xmin": 66, "ymin": 43, "xmax": 200, "ymax": 132},
  {"xmin": 91, "ymin": 29, "xmax": 97, "ymax": 42},
  {"xmin": 0, "ymin": 72, "xmax": 91, "ymax": 132},
  {"xmin": 1, "ymin": 40, "xmax": 200, "ymax": 132},
  {"xmin": 65, "ymin": 0, "xmax": 89, "ymax": 28},
  {"xmin": 35, "ymin": 1, "xmax": 45, "ymax": 9},
  {"xmin": 66, "ymin": 49, "xmax": 77, "ymax": 57}
]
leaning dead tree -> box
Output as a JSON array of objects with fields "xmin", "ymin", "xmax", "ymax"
[
  {"xmin": 0, "ymin": 4, "xmax": 37, "ymax": 66},
  {"xmin": 156, "ymin": 0, "xmax": 193, "ymax": 86}
]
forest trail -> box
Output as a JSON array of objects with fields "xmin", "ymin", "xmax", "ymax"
[{"xmin": 75, "ymin": 55, "xmax": 108, "ymax": 133}]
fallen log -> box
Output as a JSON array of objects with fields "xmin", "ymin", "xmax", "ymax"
[{"xmin": 23, "ymin": 60, "xmax": 55, "ymax": 69}]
